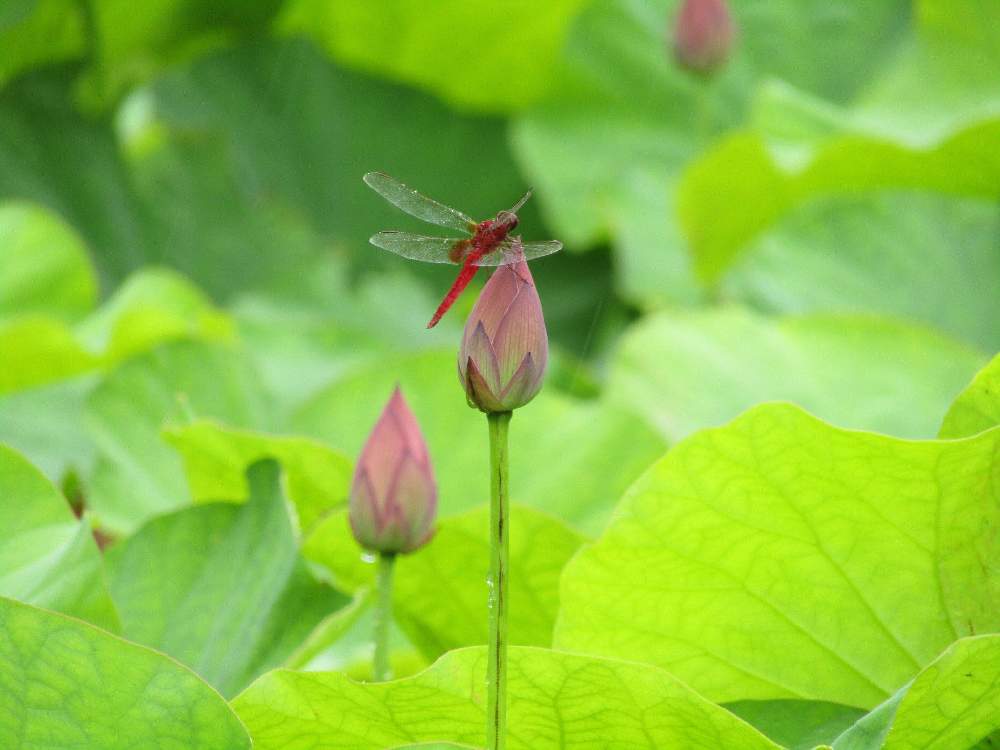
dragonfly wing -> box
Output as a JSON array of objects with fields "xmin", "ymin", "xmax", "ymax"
[
  {"xmin": 364, "ymin": 172, "xmax": 476, "ymax": 233},
  {"xmin": 370, "ymin": 232, "xmax": 466, "ymax": 264},
  {"xmin": 472, "ymin": 239, "xmax": 563, "ymax": 266}
]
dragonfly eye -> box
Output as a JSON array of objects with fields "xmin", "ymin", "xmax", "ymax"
[{"xmin": 496, "ymin": 210, "xmax": 519, "ymax": 230}]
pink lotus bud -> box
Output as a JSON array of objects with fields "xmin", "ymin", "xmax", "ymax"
[
  {"xmin": 672, "ymin": 0, "xmax": 736, "ymax": 76},
  {"xmin": 349, "ymin": 387, "xmax": 437, "ymax": 555},
  {"xmin": 458, "ymin": 257, "xmax": 548, "ymax": 413}
]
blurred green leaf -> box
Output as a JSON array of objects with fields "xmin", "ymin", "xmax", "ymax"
[
  {"xmin": 0, "ymin": 266, "xmax": 234, "ymax": 491},
  {"xmin": 0, "ymin": 0, "xmax": 82, "ymax": 89},
  {"xmin": 106, "ymin": 459, "xmax": 347, "ymax": 697},
  {"xmin": 0, "ymin": 70, "xmax": 152, "ymax": 284},
  {"xmin": 0, "ymin": 317, "xmax": 97, "ymax": 392},
  {"xmin": 0, "ymin": 444, "xmax": 118, "ymax": 631},
  {"xmin": 680, "ymin": 0, "xmax": 1000, "ymax": 280},
  {"xmin": 233, "ymin": 646, "xmax": 782, "ymax": 750},
  {"xmin": 85, "ymin": 340, "xmax": 273, "ymax": 533},
  {"xmin": 0, "ymin": 266, "xmax": 232, "ymax": 394},
  {"xmin": 721, "ymin": 193, "xmax": 1000, "ymax": 352},
  {"xmin": 75, "ymin": 267, "xmax": 233, "ymax": 361},
  {"xmin": 511, "ymin": 0, "xmax": 908, "ymax": 304},
  {"xmin": 79, "ymin": 0, "xmax": 283, "ymax": 108},
  {"xmin": 0, "ymin": 201, "xmax": 96, "ymax": 322},
  {"xmin": 0, "ymin": 378, "xmax": 97, "ymax": 481},
  {"xmin": 679, "ymin": 118, "xmax": 1000, "ymax": 281},
  {"xmin": 278, "ymin": 0, "xmax": 589, "ymax": 112},
  {"xmin": 292, "ymin": 348, "xmax": 664, "ymax": 533},
  {"xmin": 557, "ymin": 404, "xmax": 1000, "ymax": 706},
  {"xmin": 939, "ymin": 353, "xmax": 1000, "ymax": 439},
  {"xmin": 831, "ymin": 636, "xmax": 1000, "ymax": 750},
  {"xmin": 608, "ymin": 307, "xmax": 986, "ymax": 441},
  {"xmin": 232, "ymin": 257, "xmax": 463, "ymax": 415},
  {"xmin": 126, "ymin": 39, "xmax": 531, "ymax": 297},
  {"xmin": 0, "ymin": 0, "xmax": 283, "ymax": 107},
  {"xmin": 304, "ymin": 504, "xmax": 584, "ymax": 659},
  {"xmin": 0, "ymin": 596, "xmax": 251, "ymax": 749},
  {"xmin": 164, "ymin": 419, "xmax": 352, "ymax": 532}
]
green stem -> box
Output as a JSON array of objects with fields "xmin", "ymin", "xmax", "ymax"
[
  {"xmin": 373, "ymin": 552, "xmax": 395, "ymax": 681},
  {"xmin": 487, "ymin": 411, "xmax": 512, "ymax": 750}
]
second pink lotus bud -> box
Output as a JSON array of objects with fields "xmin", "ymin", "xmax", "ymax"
[
  {"xmin": 349, "ymin": 387, "xmax": 437, "ymax": 555},
  {"xmin": 672, "ymin": 0, "xmax": 736, "ymax": 76},
  {"xmin": 458, "ymin": 255, "xmax": 548, "ymax": 413}
]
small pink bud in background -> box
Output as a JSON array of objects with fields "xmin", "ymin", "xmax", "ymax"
[
  {"xmin": 458, "ymin": 253, "xmax": 548, "ymax": 413},
  {"xmin": 672, "ymin": 0, "xmax": 736, "ymax": 76},
  {"xmin": 349, "ymin": 387, "xmax": 437, "ymax": 555}
]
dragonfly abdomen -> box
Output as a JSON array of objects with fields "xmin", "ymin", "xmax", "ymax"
[{"xmin": 427, "ymin": 261, "xmax": 481, "ymax": 329}]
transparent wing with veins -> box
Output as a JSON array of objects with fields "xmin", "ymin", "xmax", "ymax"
[
  {"xmin": 370, "ymin": 232, "xmax": 562, "ymax": 266},
  {"xmin": 363, "ymin": 172, "xmax": 477, "ymax": 233}
]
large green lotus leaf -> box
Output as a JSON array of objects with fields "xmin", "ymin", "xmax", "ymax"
[
  {"xmin": 0, "ymin": 201, "xmax": 96, "ymax": 322},
  {"xmin": 0, "ymin": 444, "xmax": 118, "ymax": 631},
  {"xmin": 126, "ymin": 39, "xmax": 530, "ymax": 298},
  {"xmin": 164, "ymin": 419, "xmax": 351, "ymax": 532},
  {"xmin": 724, "ymin": 699, "xmax": 864, "ymax": 750},
  {"xmin": 0, "ymin": 596, "xmax": 250, "ymax": 749},
  {"xmin": 304, "ymin": 504, "xmax": 583, "ymax": 659},
  {"xmin": 0, "ymin": 70, "xmax": 152, "ymax": 285},
  {"xmin": 939, "ymin": 354, "xmax": 1000, "ymax": 439},
  {"xmin": 608, "ymin": 307, "xmax": 985, "ymax": 441},
  {"xmin": 106, "ymin": 460, "xmax": 346, "ymax": 697},
  {"xmin": 831, "ymin": 636, "xmax": 1000, "ymax": 750},
  {"xmin": 277, "ymin": 0, "xmax": 589, "ymax": 112},
  {"xmin": 679, "ymin": 0, "xmax": 1000, "ymax": 281},
  {"xmin": 283, "ymin": 587, "xmax": 373, "ymax": 671},
  {"xmin": 233, "ymin": 646, "xmax": 782, "ymax": 750},
  {"xmin": 85, "ymin": 340, "xmax": 273, "ymax": 533},
  {"xmin": 292, "ymin": 348, "xmax": 664, "ymax": 532},
  {"xmin": 510, "ymin": 0, "xmax": 907, "ymax": 304},
  {"xmin": 556, "ymin": 403, "xmax": 1000, "ymax": 708},
  {"xmin": 722, "ymin": 192, "xmax": 1000, "ymax": 353}
]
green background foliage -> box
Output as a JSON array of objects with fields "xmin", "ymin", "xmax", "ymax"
[{"xmin": 1, "ymin": 0, "xmax": 1000, "ymax": 747}]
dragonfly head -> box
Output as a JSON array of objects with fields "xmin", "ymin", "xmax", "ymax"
[{"xmin": 495, "ymin": 210, "xmax": 519, "ymax": 232}]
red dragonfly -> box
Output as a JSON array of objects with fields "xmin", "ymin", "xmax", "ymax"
[{"xmin": 364, "ymin": 172, "xmax": 562, "ymax": 328}]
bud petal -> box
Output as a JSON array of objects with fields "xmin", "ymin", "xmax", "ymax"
[
  {"xmin": 458, "ymin": 259, "xmax": 548, "ymax": 413},
  {"xmin": 672, "ymin": 0, "xmax": 736, "ymax": 76},
  {"xmin": 349, "ymin": 387, "xmax": 437, "ymax": 554},
  {"xmin": 462, "ymin": 355, "xmax": 507, "ymax": 413}
]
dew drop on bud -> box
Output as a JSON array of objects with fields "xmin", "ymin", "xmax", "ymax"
[{"xmin": 360, "ymin": 551, "xmax": 377, "ymax": 564}]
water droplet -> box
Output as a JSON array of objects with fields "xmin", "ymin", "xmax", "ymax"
[{"xmin": 360, "ymin": 552, "xmax": 376, "ymax": 564}]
